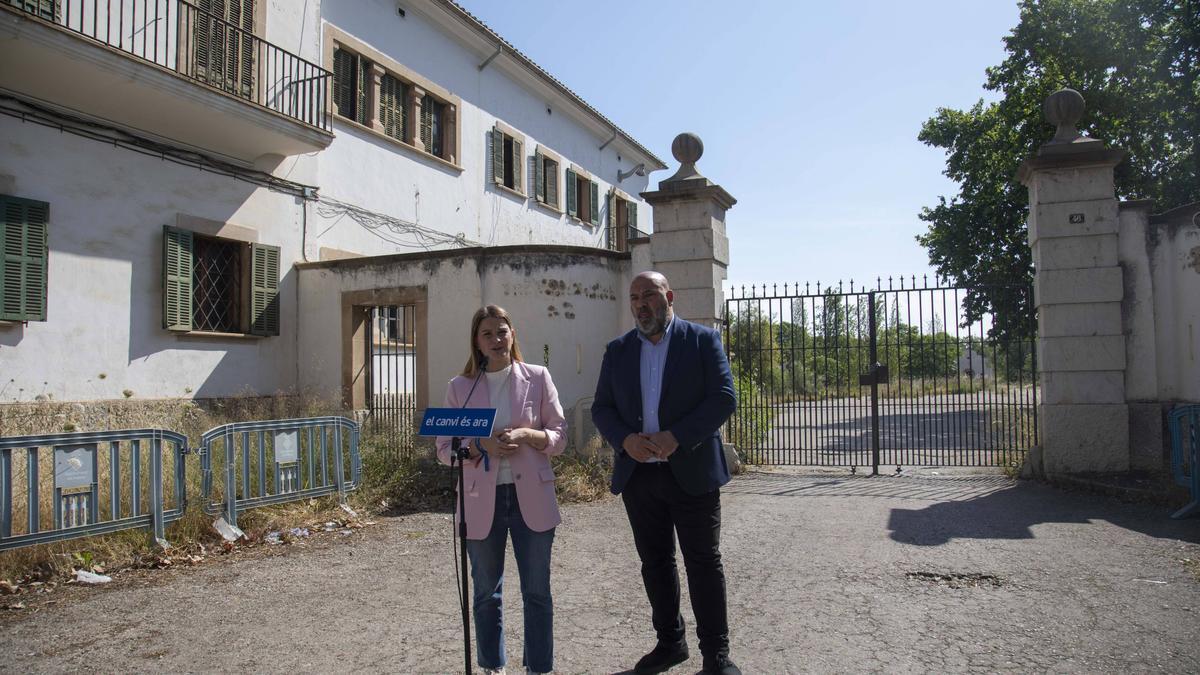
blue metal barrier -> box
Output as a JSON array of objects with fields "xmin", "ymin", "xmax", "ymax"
[
  {"xmin": 199, "ymin": 417, "xmax": 360, "ymax": 527},
  {"xmin": 0, "ymin": 429, "xmax": 188, "ymax": 551},
  {"xmin": 1170, "ymin": 405, "xmax": 1200, "ymax": 519}
]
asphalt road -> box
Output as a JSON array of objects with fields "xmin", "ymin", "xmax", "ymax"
[{"xmin": 2, "ymin": 469, "xmax": 1198, "ymax": 673}]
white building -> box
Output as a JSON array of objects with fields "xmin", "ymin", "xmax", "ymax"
[{"xmin": 0, "ymin": 0, "xmax": 665, "ymax": 427}]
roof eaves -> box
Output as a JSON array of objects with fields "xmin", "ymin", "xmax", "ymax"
[{"xmin": 430, "ymin": 0, "xmax": 668, "ymax": 170}]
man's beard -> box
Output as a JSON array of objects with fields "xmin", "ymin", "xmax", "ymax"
[{"xmin": 636, "ymin": 308, "xmax": 668, "ymax": 338}]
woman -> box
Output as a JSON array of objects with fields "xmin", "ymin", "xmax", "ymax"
[{"xmin": 436, "ymin": 305, "xmax": 567, "ymax": 675}]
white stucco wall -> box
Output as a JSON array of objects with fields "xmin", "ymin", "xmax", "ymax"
[
  {"xmin": 1148, "ymin": 207, "xmax": 1200, "ymax": 402},
  {"xmin": 0, "ymin": 115, "xmax": 309, "ymax": 402},
  {"xmin": 1119, "ymin": 201, "xmax": 1200, "ymax": 404}
]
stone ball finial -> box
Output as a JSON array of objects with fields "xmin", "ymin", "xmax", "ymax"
[
  {"xmin": 1044, "ymin": 88, "xmax": 1085, "ymax": 144},
  {"xmin": 662, "ymin": 132, "xmax": 705, "ymax": 184},
  {"xmin": 671, "ymin": 133, "xmax": 704, "ymax": 165}
]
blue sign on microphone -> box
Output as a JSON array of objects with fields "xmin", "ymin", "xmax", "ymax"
[{"xmin": 418, "ymin": 408, "xmax": 497, "ymax": 438}]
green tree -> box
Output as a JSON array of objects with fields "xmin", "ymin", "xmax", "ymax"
[{"xmin": 917, "ymin": 0, "xmax": 1199, "ymax": 339}]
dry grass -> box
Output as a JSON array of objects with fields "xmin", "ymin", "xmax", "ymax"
[
  {"xmin": 0, "ymin": 392, "xmax": 350, "ymax": 584},
  {"xmin": 0, "ymin": 395, "xmax": 616, "ymax": 586}
]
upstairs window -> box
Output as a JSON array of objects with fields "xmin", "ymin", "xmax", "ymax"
[
  {"xmin": 491, "ymin": 127, "xmax": 524, "ymax": 193},
  {"xmin": 327, "ymin": 30, "xmax": 460, "ymax": 165},
  {"xmin": 162, "ymin": 226, "xmax": 279, "ymax": 336},
  {"xmin": 422, "ymin": 95, "xmax": 446, "ymax": 159},
  {"xmin": 565, "ymin": 168, "xmax": 599, "ymax": 225},
  {"xmin": 333, "ymin": 47, "xmax": 371, "ymax": 126},
  {"xmin": 534, "ymin": 150, "xmax": 560, "ymax": 209},
  {"xmin": 0, "ymin": 194, "xmax": 48, "ymax": 322},
  {"xmin": 191, "ymin": 0, "xmax": 257, "ymax": 99},
  {"xmin": 607, "ymin": 192, "xmax": 641, "ymax": 252}
]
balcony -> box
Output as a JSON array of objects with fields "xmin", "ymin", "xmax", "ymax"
[
  {"xmin": 0, "ymin": 0, "xmax": 332, "ymax": 164},
  {"xmin": 607, "ymin": 223, "xmax": 650, "ymax": 253}
]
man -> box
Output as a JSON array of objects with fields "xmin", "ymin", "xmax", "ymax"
[{"xmin": 592, "ymin": 271, "xmax": 740, "ymax": 675}]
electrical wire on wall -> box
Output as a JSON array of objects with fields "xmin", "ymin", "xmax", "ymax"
[
  {"xmin": 0, "ymin": 92, "xmax": 317, "ymax": 199},
  {"xmin": 315, "ymin": 195, "xmax": 477, "ymax": 250}
]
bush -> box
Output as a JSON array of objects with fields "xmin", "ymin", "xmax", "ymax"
[{"xmin": 726, "ymin": 373, "xmax": 773, "ymax": 462}]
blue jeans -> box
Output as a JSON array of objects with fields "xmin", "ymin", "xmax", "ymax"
[{"xmin": 466, "ymin": 483, "xmax": 555, "ymax": 673}]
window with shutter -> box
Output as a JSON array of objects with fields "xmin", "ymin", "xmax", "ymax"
[
  {"xmin": 191, "ymin": 0, "xmax": 256, "ymax": 98},
  {"xmin": 422, "ymin": 95, "xmax": 444, "ymax": 157},
  {"xmin": 491, "ymin": 127, "xmax": 524, "ymax": 194},
  {"xmin": 161, "ymin": 227, "xmax": 280, "ymax": 337},
  {"xmin": 0, "ymin": 195, "xmax": 49, "ymax": 322}
]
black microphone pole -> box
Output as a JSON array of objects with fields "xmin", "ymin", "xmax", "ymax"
[{"xmin": 453, "ymin": 355, "xmax": 487, "ymax": 675}]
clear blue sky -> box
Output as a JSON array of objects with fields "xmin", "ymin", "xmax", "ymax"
[{"xmin": 455, "ymin": 0, "xmax": 1021, "ymax": 293}]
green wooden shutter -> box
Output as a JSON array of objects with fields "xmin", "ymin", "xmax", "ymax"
[
  {"xmin": 162, "ymin": 226, "xmax": 194, "ymax": 331},
  {"xmin": 357, "ymin": 58, "xmax": 371, "ymax": 126},
  {"xmin": 250, "ymin": 243, "xmax": 280, "ymax": 336},
  {"xmin": 546, "ymin": 158, "xmax": 558, "ymax": 207},
  {"xmin": 13, "ymin": 0, "xmax": 60, "ymax": 20},
  {"xmin": 0, "ymin": 195, "xmax": 49, "ymax": 322},
  {"xmin": 534, "ymin": 150, "xmax": 545, "ymax": 203},
  {"xmin": 491, "ymin": 127, "xmax": 504, "ymax": 184},
  {"xmin": 589, "ymin": 181, "xmax": 599, "ymax": 225},
  {"xmin": 565, "ymin": 168, "xmax": 577, "ymax": 217},
  {"xmin": 421, "ymin": 95, "xmax": 434, "ymax": 153},
  {"xmin": 380, "ymin": 74, "xmax": 407, "ymax": 141},
  {"xmin": 235, "ymin": 0, "xmax": 254, "ymax": 99},
  {"xmin": 628, "ymin": 201, "xmax": 638, "ymax": 232},
  {"xmin": 333, "ymin": 49, "xmax": 355, "ymax": 120},
  {"xmin": 512, "ymin": 139, "xmax": 523, "ymax": 194}
]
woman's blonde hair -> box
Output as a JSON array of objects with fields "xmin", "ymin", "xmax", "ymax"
[{"xmin": 462, "ymin": 305, "xmax": 524, "ymax": 376}]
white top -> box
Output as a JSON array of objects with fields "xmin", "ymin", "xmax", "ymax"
[{"xmin": 486, "ymin": 365, "xmax": 514, "ymax": 485}]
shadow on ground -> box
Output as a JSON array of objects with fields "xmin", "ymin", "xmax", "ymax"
[{"xmin": 724, "ymin": 471, "xmax": 1200, "ymax": 547}]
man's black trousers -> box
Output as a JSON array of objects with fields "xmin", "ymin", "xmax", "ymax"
[{"xmin": 621, "ymin": 461, "xmax": 729, "ymax": 659}]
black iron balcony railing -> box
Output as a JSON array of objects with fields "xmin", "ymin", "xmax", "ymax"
[
  {"xmin": 6, "ymin": 0, "xmax": 331, "ymax": 131},
  {"xmin": 607, "ymin": 223, "xmax": 650, "ymax": 252}
]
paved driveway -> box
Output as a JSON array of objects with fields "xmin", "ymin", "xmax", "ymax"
[{"xmin": 2, "ymin": 469, "xmax": 1198, "ymax": 673}]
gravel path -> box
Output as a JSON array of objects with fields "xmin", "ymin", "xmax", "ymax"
[{"xmin": 2, "ymin": 469, "xmax": 1198, "ymax": 673}]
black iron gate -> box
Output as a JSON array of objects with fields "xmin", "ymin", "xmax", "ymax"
[
  {"xmin": 723, "ymin": 278, "xmax": 1038, "ymax": 473},
  {"xmin": 366, "ymin": 305, "xmax": 417, "ymax": 460}
]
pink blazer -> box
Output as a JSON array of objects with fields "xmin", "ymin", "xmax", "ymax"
[{"xmin": 436, "ymin": 361, "xmax": 567, "ymax": 539}]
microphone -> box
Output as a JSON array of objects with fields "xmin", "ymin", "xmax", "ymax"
[{"xmin": 454, "ymin": 353, "xmax": 489, "ymax": 460}]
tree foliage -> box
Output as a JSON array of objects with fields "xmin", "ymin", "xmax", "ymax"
[{"xmin": 917, "ymin": 0, "xmax": 1199, "ymax": 338}]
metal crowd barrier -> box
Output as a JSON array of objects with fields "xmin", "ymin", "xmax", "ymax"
[
  {"xmin": 0, "ymin": 429, "xmax": 188, "ymax": 552},
  {"xmin": 1170, "ymin": 405, "xmax": 1200, "ymax": 519},
  {"xmin": 199, "ymin": 417, "xmax": 360, "ymax": 527}
]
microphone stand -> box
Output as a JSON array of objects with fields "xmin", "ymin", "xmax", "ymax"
[
  {"xmin": 451, "ymin": 357, "xmax": 488, "ymax": 675},
  {"xmin": 450, "ymin": 438, "xmax": 471, "ymax": 675}
]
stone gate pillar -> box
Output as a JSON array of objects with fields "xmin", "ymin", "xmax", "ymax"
[
  {"xmin": 640, "ymin": 133, "xmax": 736, "ymax": 329},
  {"xmin": 1018, "ymin": 89, "xmax": 1130, "ymax": 473}
]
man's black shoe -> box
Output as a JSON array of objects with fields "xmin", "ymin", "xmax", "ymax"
[
  {"xmin": 702, "ymin": 654, "xmax": 742, "ymax": 675},
  {"xmin": 633, "ymin": 642, "xmax": 689, "ymax": 674}
]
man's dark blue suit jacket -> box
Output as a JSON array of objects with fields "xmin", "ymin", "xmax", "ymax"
[{"xmin": 592, "ymin": 317, "xmax": 738, "ymax": 496}]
